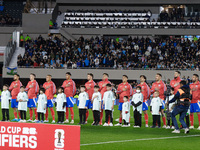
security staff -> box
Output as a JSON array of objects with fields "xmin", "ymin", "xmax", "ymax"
[{"xmin": 168, "ymin": 80, "xmax": 190, "ymax": 134}]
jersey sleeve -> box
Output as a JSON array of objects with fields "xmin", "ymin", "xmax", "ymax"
[
  {"xmin": 9, "ymin": 82, "xmax": 14, "ymax": 91},
  {"xmin": 72, "ymin": 80, "xmax": 76, "ymax": 96},
  {"xmin": 99, "ymin": 93, "xmax": 102, "ymax": 101},
  {"xmin": 129, "ymin": 84, "xmax": 133, "ymax": 97},
  {"xmin": 116, "ymin": 85, "xmax": 122, "ymax": 94},
  {"xmin": 141, "ymin": 94, "xmax": 144, "ymax": 102},
  {"xmin": 35, "ymin": 82, "xmax": 39, "ymax": 94},
  {"xmin": 52, "ymin": 82, "xmax": 56, "ymax": 94},
  {"xmin": 112, "ymin": 92, "xmax": 115, "ymax": 101},
  {"xmin": 25, "ymin": 82, "xmax": 30, "ymax": 91}
]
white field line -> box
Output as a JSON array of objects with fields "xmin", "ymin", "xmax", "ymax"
[{"xmin": 80, "ymin": 134, "xmax": 200, "ymax": 146}]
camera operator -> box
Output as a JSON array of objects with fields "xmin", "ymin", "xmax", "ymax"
[{"xmin": 167, "ymin": 80, "xmax": 190, "ymax": 134}]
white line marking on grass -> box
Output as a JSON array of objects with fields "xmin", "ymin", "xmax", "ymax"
[{"xmin": 81, "ymin": 134, "xmax": 200, "ymax": 146}]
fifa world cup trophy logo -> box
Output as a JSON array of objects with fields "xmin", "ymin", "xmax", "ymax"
[{"xmin": 58, "ymin": 132, "xmax": 61, "ymax": 143}]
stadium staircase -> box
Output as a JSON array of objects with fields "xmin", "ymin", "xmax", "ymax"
[{"xmin": 8, "ymin": 47, "xmax": 25, "ymax": 68}]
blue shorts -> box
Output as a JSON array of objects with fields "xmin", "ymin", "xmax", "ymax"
[
  {"xmin": 190, "ymin": 103, "xmax": 200, "ymax": 113},
  {"xmin": 47, "ymin": 99, "xmax": 54, "ymax": 108},
  {"xmin": 28, "ymin": 98, "xmax": 37, "ymax": 108},
  {"xmin": 66, "ymin": 97, "xmax": 74, "ymax": 108},
  {"xmin": 11, "ymin": 99, "xmax": 18, "ymax": 108},
  {"xmin": 142, "ymin": 102, "xmax": 148, "ymax": 111},
  {"xmin": 87, "ymin": 99, "xmax": 93, "ymax": 109},
  {"xmin": 161, "ymin": 100, "xmax": 165, "ymax": 109},
  {"xmin": 118, "ymin": 102, "xmax": 123, "ymax": 111}
]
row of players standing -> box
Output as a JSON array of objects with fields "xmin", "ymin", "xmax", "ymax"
[{"xmin": 2, "ymin": 71, "xmax": 200, "ymax": 129}]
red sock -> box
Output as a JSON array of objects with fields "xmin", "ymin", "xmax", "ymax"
[
  {"xmin": 29, "ymin": 109, "xmax": 33, "ymax": 120},
  {"xmin": 119, "ymin": 117, "xmax": 122, "ymax": 124},
  {"xmin": 50, "ymin": 108, "xmax": 55, "ymax": 120},
  {"xmin": 14, "ymin": 111, "xmax": 18, "ymax": 119},
  {"xmin": 45, "ymin": 109, "xmax": 48, "ymax": 120},
  {"xmin": 18, "ymin": 111, "xmax": 21, "ymax": 119},
  {"xmin": 190, "ymin": 114, "xmax": 194, "ymax": 126},
  {"xmin": 198, "ymin": 114, "xmax": 200, "ymax": 126},
  {"xmin": 34, "ymin": 108, "xmax": 38, "ymax": 120},
  {"xmin": 162, "ymin": 116, "xmax": 166, "ymax": 126},
  {"xmin": 100, "ymin": 110, "xmax": 103, "ymax": 124},
  {"xmin": 86, "ymin": 110, "xmax": 89, "ymax": 121},
  {"xmin": 144, "ymin": 114, "xmax": 148, "ymax": 125},
  {"xmin": 70, "ymin": 107, "xmax": 74, "ymax": 120},
  {"xmin": 65, "ymin": 107, "xmax": 69, "ymax": 120}
]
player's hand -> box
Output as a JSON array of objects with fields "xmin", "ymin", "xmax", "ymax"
[
  {"xmin": 87, "ymin": 87, "xmax": 91, "ymax": 90},
  {"xmin": 44, "ymin": 107, "xmax": 46, "ymax": 110},
  {"xmin": 151, "ymin": 111, "xmax": 152, "ymax": 114},
  {"xmin": 169, "ymin": 108, "xmax": 172, "ymax": 111},
  {"xmin": 78, "ymin": 106, "xmax": 79, "ymax": 109},
  {"xmin": 192, "ymin": 88, "xmax": 197, "ymax": 91},
  {"xmin": 55, "ymin": 107, "xmax": 57, "ymax": 109},
  {"xmin": 123, "ymin": 88, "xmax": 127, "ymax": 91},
  {"xmin": 29, "ymin": 85, "xmax": 33, "ymax": 88},
  {"xmin": 102, "ymin": 83, "xmax": 107, "ymax": 87},
  {"xmin": 93, "ymin": 95, "xmax": 98, "ymax": 99},
  {"xmin": 46, "ymin": 86, "xmax": 50, "ymax": 89},
  {"xmin": 155, "ymin": 88, "xmax": 159, "ymax": 91},
  {"xmin": 174, "ymin": 83, "xmax": 179, "ymax": 87},
  {"xmin": 19, "ymin": 100, "xmax": 23, "ymax": 102},
  {"xmin": 62, "ymin": 107, "xmax": 65, "ymax": 109},
  {"xmin": 85, "ymin": 107, "xmax": 87, "ymax": 109},
  {"xmin": 111, "ymin": 106, "xmax": 114, "ymax": 110},
  {"xmin": 13, "ymin": 85, "xmax": 18, "ymax": 88},
  {"xmin": 66, "ymin": 84, "xmax": 70, "ymax": 87}
]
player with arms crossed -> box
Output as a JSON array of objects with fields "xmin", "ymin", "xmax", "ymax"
[
  {"xmin": 9, "ymin": 74, "xmax": 22, "ymax": 121},
  {"xmin": 98, "ymin": 73, "xmax": 111, "ymax": 125},
  {"xmin": 189, "ymin": 74, "xmax": 200, "ymax": 130},
  {"xmin": 26, "ymin": 73, "xmax": 39, "ymax": 122},
  {"xmin": 115, "ymin": 75, "xmax": 133, "ymax": 126},
  {"xmin": 85, "ymin": 73, "xmax": 96, "ymax": 123},
  {"xmin": 151, "ymin": 73, "xmax": 167, "ymax": 128},
  {"xmin": 43, "ymin": 74, "xmax": 56, "ymax": 123},
  {"xmin": 62, "ymin": 72, "xmax": 76, "ymax": 124}
]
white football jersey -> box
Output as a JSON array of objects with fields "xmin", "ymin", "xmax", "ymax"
[
  {"xmin": 78, "ymin": 92, "xmax": 89, "ymax": 109},
  {"xmin": 37, "ymin": 93, "xmax": 47, "ymax": 113},
  {"xmin": 103, "ymin": 90, "xmax": 115, "ymax": 111},
  {"xmin": 1, "ymin": 90, "xmax": 11, "ymax": 109},
  {"xmin": 92, "ymin": 92, "xmax": 101, "ymax": 111},
  {"xmin": 17, "ymin": 92, "xmax": 28, "ymax": 111},
  {"xmin": 56, "ymin": 93, "xmax": 66, "ymax": 112}
]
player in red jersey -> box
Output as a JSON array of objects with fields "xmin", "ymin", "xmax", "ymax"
[
  {"xmin": 151, "ymin": 73, "xmax": 167, "ymax": 128},
  {"xmin": 9, "ymin": 74, "xmax": 22, "ymax": 121},
  {"xmin": 25, "ymin": 73, "xmax": 39, "ymax": 122},
  {"xmin": 189, "ymin": 74, "xmax": 200, "ymax": 130},
  {"xmin": 98, "ymin": 73, "xmax": 111, "ymax": 125},
  {"xmin": 170, "ymin": 71, "xmax": 181, "ymax": 94},
  {"xmin": 137, "ymin": 75, "xmax": 151, "ymax": 127},
  {"xmin": 115, "ymin": 75, "xmax": 133, "ymax": 126},
  {"xmin": 43, "ymin": 75, "xmax": 56, "ymax": 123},
  {"xmin": 85, "ymin": 73, "xmax": 96, "ymax": 123},
  {"xmin": 62, "ymin": 72, "xmax": 76, "ymax": 124}
]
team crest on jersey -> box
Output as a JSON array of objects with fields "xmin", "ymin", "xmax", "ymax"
[
  {"xmin": 196, "ymin": 85, "xmax": 198, "ymax": 87},
  {"xmin": 125, "ymin": 86, "xmax": 127, "ymax": 88},
  {"xmin": 159, "ymin": 85, "xmax": 160, "ymax": 86}
]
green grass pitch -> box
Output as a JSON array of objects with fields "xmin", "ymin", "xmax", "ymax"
[{"xmin": 0, "ymin": 104, "xmax": 200, "ymax": 150}]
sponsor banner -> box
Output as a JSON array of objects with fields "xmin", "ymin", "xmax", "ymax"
[{"xmin": 0, "ymin": 122, "xmax": 80, "ymax": 150}]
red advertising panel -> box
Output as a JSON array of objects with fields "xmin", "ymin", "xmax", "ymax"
[{"xmin": 0, "ymin": 122, "xmax": 80, "ymax": 150}]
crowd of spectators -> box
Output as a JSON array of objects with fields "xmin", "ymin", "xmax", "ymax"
[
  {"xmin": 0, "ymin": 14, "xmax": 21, "ymax": 26},
  {"xmin": 17, "ymin": 35, "xmax": 200, "ymax": 70}
]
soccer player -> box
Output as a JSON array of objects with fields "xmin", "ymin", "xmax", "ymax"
[
  {"xmin": 91, "ymin": 85, "xmax": 101, "ymax": 125},
  {"xmin": 62, "ymin": 72, "xmax": 76, "ymax": 124},
  {"xmin": 36, "ymin": 88, "xmax": 47, "ymax": 123},
  {"xmin": 77, "ymin": 85, "xmax": 89, "ymax": 124},
  {"xmin": 150, "ymin": 91, "xmax": 162, "ymax": 128},
  {"xmin": 170, "ymin": 71, "xmax": 181, "ymax": 94},
  {"xmin": 131, "ymin": 86, "xmax": 143, "ymax": 128},
  {"xmin": 55, "ymin": 87, "xmax": 66, "ymax": 124},
  {"xmin": 137, "ymin": 75, "xmax": 150, "ymax": 127},
  {"xmin": 103, "ymin": 83, "xmax": 115, "ymax": 126},
  {"xmin": 122, "ymin": 96, "xmax": 130, "ymax": 127},
  {"xmin": 189, "ymin": 74, "xmax": 200, "ymax": 130},
  {"xmin": 98, "ymin": 73, "xmax": 111, "ymax": 125},
  {"xmin": 1, "ymin": 84, "xmax": 11, "ymax": 121},
  {"xmin": 43, "ymin": 74, "xmax": 56, "ymax": 123},
  {"xmin": 25, "ymin": 73, "xmax": 39, "ymax": 122},
  {"xmin": 9, "ymin": 74, "xmax": 22, "ymax": 121},
  {"xmin": 151, "ymin": 73, "xmax": 167, "ymax": 128},
  {"xmin": 85, "ymin": 73, "xmax": 96, "ymax": 123},
  {"xmin": 17, "ymin": 86, "xmax": 28, "ymax": 123},
  {"xmin": 115, "ymin": 75, "xmax": 133, "ymax": 126}
]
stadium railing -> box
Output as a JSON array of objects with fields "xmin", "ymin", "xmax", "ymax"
[{"xmin": 4, "ymin": 41, "xmax": 16, "ymax": 67}]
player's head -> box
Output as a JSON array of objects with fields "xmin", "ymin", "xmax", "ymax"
[
  {"xmin": 123, "ymin": 96, "xmax": 128, "ymax": 102},
  {"xmin": 80, "ymin": 85, "xmax": 86, "ymax": 92},
  {"xmin": 154, "ymin": 91, "xmax": 159, "ymax": 97},
  {"xmin": 20, "ymin": 86, "xmax": 25, "ymax": 92},
  {"xmin": 58, "ymin": 87, "xmax": 64, "ymax": 93},
  {"xmin": 122, "ymin": 75, "xmax": 128, "ymax": 83},
  {"xmin": 39, "ymin": 87, "xmax": 45, "ymax": 94},
  {"xmin": 102, "ymin": 73, "xmax": 109, "ymax": 80},
  {"xmin": 13, "ymin": 74, "xmax": 20, "ymax": 81},
  {"xmin": 140, "ymin": 75, "xmax": 146, "ymax": 82},
  {"xmin": 3, "ymin": 84, "xmax": 9, "ymax": 91},
  {"xmin": 106, "ymin": 83, "xmax": 112, "ymax": 91},
  {"xmin": 136, "ymin": 86, "xmax": 141, "ymax": 93},
  {"xmin": 46, "ymin": 74, "xmax": 52, "ymax": 82},
  {"xmin": 66, "ymin": 72, "xmax": 71, "ymax": 80},
  {"xmin": 174, "ymin": 71, "xmax": 181, "ymax": 79},
  {"xmin": 30, "ymin": 73, "xmax": 36, "ymax": 81},
  {"xmin": 94, "ymin": 85, "xmax": 99, "ymax": 92},
  {"xmin": 180, "ymin": 80, "xmax": 187, "ymax": 87},
  {"xmin": 170, "ymin": 87, "xmax": 174, "ymax": 95},
  {"xmin": 192, "ymin": 74, "xmax": 199, "ymax": 83},
  {"xmin": 155, "ymin": 73, "xmax": 162, "ymax": 81},
  {"xmin": 87, "ymin": 73, "xmax": 94, "ymax": 81}
]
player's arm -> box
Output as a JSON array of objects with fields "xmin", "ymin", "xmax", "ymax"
[
  {"xmin": 25, "ymin": 83, "xmax": 30, "ymax": 91},
  {"xmin": 116, "ymin": 85, "xmax": 122, "ymax": 94},
  {"xmin": 9, "ymin": 83, "xmax": 14, "ymax": 91},
  {"xmin": 52, "ymin": 82, "xmax": 56, "ymax": 95}
]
